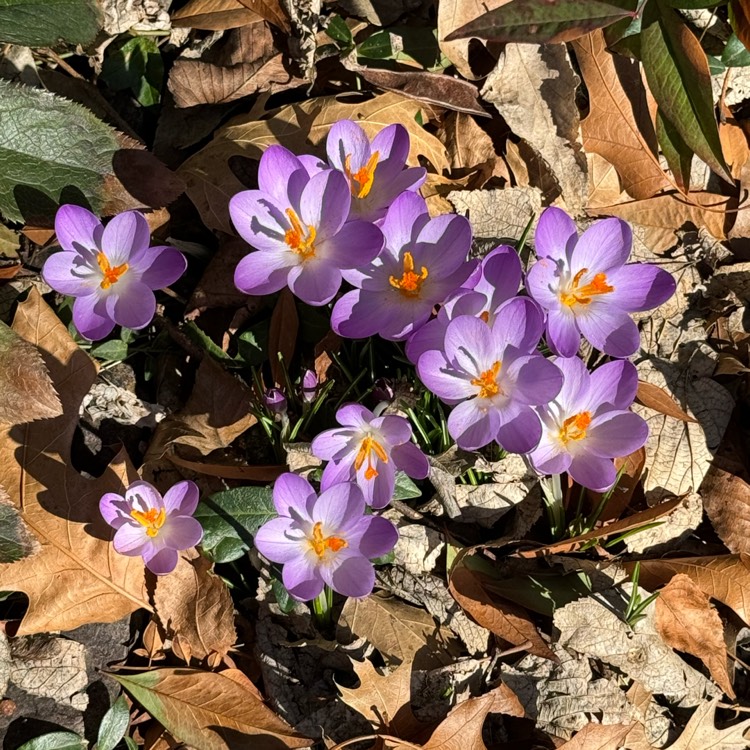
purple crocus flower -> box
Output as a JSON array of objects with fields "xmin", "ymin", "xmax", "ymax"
[
  {"xmin": 326, "ymin": 120, "xmax": 426, "ymax": 223},
  {"xmin": 526, "ymin": 207, "xmax": 676, "ymax": 358},
  {"xmin": 301, "ymin": 369, "xmax": 318, "ymax": 403},
  {"xmin": 311, "ymin": 404, "xmax": 429, "ymax": 509},
  {"xmin": 527, "ymin": 357, "xmax": 648, "ymax": 492},
  {"xmin": 43, "ymin": 206, "xmax": 186, "ymax": 341},
  {"xmin": 406, "ymin": 244, "xmax": 522, "ymax": 363},
  {"xmin": 253, "ymin": 474, "xmax": 398, "ymax": 600},
  {"xmin": 230, "ymin": 145, "xmax": 384, "ymax": 306},
  {"xmin": 417, "ymin": 298, "xmax": 563, "ymax": 452},
  {"xmin": 264, "ymin": 388, "xmax": 287, "ymax": 415},
  {"xmin": 99, "ymin": 480, "xmax": 203, "ymax": 575},
  {"xmin": 331, "ymin": 192, "xmax": 474, "ymax": 341}
]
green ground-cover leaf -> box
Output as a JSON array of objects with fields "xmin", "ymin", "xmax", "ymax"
[
  {"xmin": 18, "ymin": 732, "xmax": 85, "ymax": 750},
  {"xmin": 96, "ymin": 696, "xmax": 130, "ymax": 750},
  {"xmin": 101, "ymin": 36, "xmax": 164, "ymax": 107},
  {"xmin": 0, "ymin": 0, "xmax": 101, "ymax": 47},
  {"xmin": 0, "ymin": 80, "xmax": 120, "ymax": 224},
  {"xmin": 656, "ymin": 109, "xmax": 693, "ymax": 192},
  {"xmin": 641, "ymin": 0, "xmax": 732, "ymax": 183}
]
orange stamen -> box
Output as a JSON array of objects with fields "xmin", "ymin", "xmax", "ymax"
[
  {"xmin": 309, "ymin": 522, "xmax": 348, "ymax": 558},
  {"xmin": 284, "ymin": 208, "xmax": 317, "ymax": 259},
  {"xmin": 130, "ymin": 507, "xmax": 166, "ymax": 538},
  {"xmin": 471, "ymin": 361, "xmax": 502, "ymax": 399},
  {"xmin": 389, "ymin": 252, "xmax": 428, "ymax": 298},
  {"xmin": 344, "ymin": 151, "xmax": 380, "ymax": 199},
  {"xmin": 560, "ymin": 268, "xmax": 614, "ymax": 307},
  {"xmin": 354, "ymin": 435, "xmax": 388, "ymax": 481},
  {"xmin": 559, "ymin": 411, "xmax": 592, "ymax": 444},
  {"xmin": 97, "ymin": 252, "xmax": 129, "ymax": 290}
]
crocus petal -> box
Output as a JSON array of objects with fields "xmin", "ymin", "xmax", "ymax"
[
  {"xmin": 377, "ymin": 415, "xmax": 412, "ymax": 446},
  {"xmin": 479, "ymin": 246, "xmax": 523, "ymax": 307},
  {"xmin": 125, "ymin": 481, "xmax": 164, "ymax": 510},
  {"xmin": 571, "ymin": 218, "xmax": 631, "ymax": 275},
  {"xmin": 496, "ymin": 405, "xmax": 542, "ymax": 453},
  {"xmin": 526, "ymin": 256, "xmax": 564, "ymax": 310},
  {"xmin": 101, "ymin": 211, "xmax": 151, "ymax": 265},
  {"xmin": 587, "ymin": 412, "xmax": 648, "ymax": 458},
  {"xmin": 254, "ymin": 517, "xmax": 307, "ymax": 563},
  {"xmin": 163, "ymin": 480, "xmax": 200, "ymax": 515},
  {"xmin": 100, "ymin": 493, "xmax": 129, "ymax": 529},
  {"xmin": 55, "ymin": 204, "xmax": 102, "ymax": 253},
  {"xmin": 358, "ymin": 457, "xmax": 396, "ymax": 509},
  {"xmin": 229, "ymin": 191, "xmax": 289, "ymax": 253},
  {"xmin": 391, "ymin": 442, "xmax": 430, "ymax": 479},
  {"xmin": 448, "ymin": 399, "xmax": 500, "ymax": 451},
  {"xmin": 320, "ymin": 459, "xmax": 354, "ymax": 491},
  {"xmin": 444, "ymin": 315, "xmax": 497, "ymax": 375},
  {"xmin": 138, "ymin": 247, "xmax": 187, "ymax": 289},
  {"xmin": 491, "ymin": 297, "xmax": 545, "ymax": 353},
  {"xmin": 325, "ymin": 554, "xmax": 375, "ymax": 598},
  {"xmin": 360, "ymin": 516, "xmax": 399, "ymax": 559},
  {"xmin": 587, "ymin": 359, "xmax": 638, "ymax": 412},
  {"xmin": 336, "ymin": 403, "xmax": 375, "ymax": 428},
  {"xmin": 106, "ymin": 283, "xmax": 156, "ymax": 330},
  {"xmin": 311, "ymin": 428, "xmax": 357, "ymax": 461},
  {"xmin": 317, "ymin": 220, "xmax": 383, "ymax": 269},
  {"xmin": 327, "ymin": 119, "xmax": 370, "ymax": 173},
  {"xmin": 234, "ymin": 251, "xmax": 293, "ymax": 296},
  {"xmin": 144, "ymin": 547, "xmax": 179, "ymax": 575},
  {"xmin": 606, "ymin": 263, "xmax": 677, "ymax": 312},
  {"xmin": 160, "ymin": 516, "xmax": 203, "ymax": 550},
  {"xmin": 258, "ymin": 145, "xmax": 305, "ymax": 203},
  {"xmin": 73, "ymin": 294, "xmax": 115, "ymax": 341},
  {"xmin": 417, "ymin": 350, "xmax": 475, "ymax": 404},
  {"xmin": 43, "ymin": 251, "xmax": 99, "ymax": 296},
  {"xmin": 577, "ymin": 305, "xmax": 640, "ymax": 358},
  {"xmin": 315, "ymin": 482, "xmax": 365, "ymax": 531},
  {"xmin": 529, "ymin": 436, "xmax": 572, "ymax": 476},
  {"xmin": 332, "ymin": 289, "xmax": 398, "ymax": 339},
  {"xmin": 415, "ymin": 214, "xmax": 472, "ymax": 277},
  {"xmin": 283, "ymin": 555, "xmax": 324, "ymax": 601},
  {"xmin": 546, "ymin": 309, "xmax": 581, "ymax": 358},
  {"xmin": 380, "ymin": 192, "xmax": 430, "ymax": 251},
  {"xmin": 273, "ymin": 473, "xmax": 317, "ymax": 517},
  {"xmin": 508, "ymin": 355, "xmax": 563, "ymax": 406},
  {"xmin": 288, "ymin": 262, "xmax": 342, "ymax": 306},
  {"xmin": 370, "ymin": 124, "xmax": 409, "ymax": 181},
  {"xmin": 551, "ymin": 355, "xmax": 590, "ymax": 412},
  {"xmin": 568, "ymin": 454, "xmax": 617, "ymax": 492},
  {"xmin": 113, "ymin": 523, "xmax": 150, "ymax": 555},
  {"xmin": 534, "ymin": 206, "xmax": 578, "ymax": 262},
  {"xmin": 300, "ymin": 169, "xmax": 351, "ymax": 242},
  {"xmin": 405, "ymin": 317, "xmax": 449, "ymax": 364}
]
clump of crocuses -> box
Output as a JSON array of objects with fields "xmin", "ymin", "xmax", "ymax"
[{"xmin": 43, "ymin": 206, "xmax": 186, "ymax": 341}]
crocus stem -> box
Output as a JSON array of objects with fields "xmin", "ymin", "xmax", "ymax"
[
  {"xmin": 540, "ymin": 474, "xmax": 566, "ymax": 541},
  {"xmin": 312, "ymin": 586, "xmax": 333, "ymax": 630}
]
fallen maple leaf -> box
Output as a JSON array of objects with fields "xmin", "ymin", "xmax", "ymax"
[{"xmin": 0, "ymin": 289, "xmax": 149, "ymax": 634}]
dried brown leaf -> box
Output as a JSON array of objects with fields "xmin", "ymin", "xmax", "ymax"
[
  {"xmin": 636, "ymin": 380, "xmax": 697, "ymax": 422},
  {"xmin": 235, "ymin": 0, "xmax": 289, "ymax": 30},
  {"xmin": 701, "ymin": 464, "xmax": 750, "ymax": 555},
  {"xmin": 557, "ymin": 723, "xmax": 636, "ymax": 750},
  {"xmin": 586, "ymin": 152, "xmax": 627, "ymax": 208},
  {"xmin": 573, "ymin": 30, "xmax": 671, "ymax": 200},
  {"xmin": 269, "ymin": 288, "xmax": 298, "ymax": 388},
  {"xmin": 437, "ymin": 112, "xmax": 496, "ymax": 174},
  {"xmin": 666, "ymin": 697, "xmax": 750, "ymax": 749},
  {"xmin": 171, "ymin": 0, "xmax": 261, "ymax": 29},
  {"xmin": 655, "ymin": 574, "xmax": 734, "ymax": 698},
  {"xmin": 585, "ymin": 446, "xmax": 646, "ymax": 522},
  {"xmin": 0, "ymin": 289, "xmax": 149, "ymax": 634},
  {"xmin": 153, "ymin": 550, "xmax": 237, "ymax": 662}
]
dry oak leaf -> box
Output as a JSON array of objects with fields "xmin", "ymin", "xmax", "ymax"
[
  {"xmin": 586, "ymin": 152, "xmax": 628, "ymax": 209},
  {"xmin": 448, "ymin": 187, "xmax": 542, "ymax": 242},
  {"xmin": 557, "ymin": 723, "xmax": 636, "ymax": 750},
  {"xmin": 336, "ymin": 658, "xmax": 423, "ymax": 740},
  {"xmin": 572, "ymin": 30, "xmax": 671, "ymax": 201},
  {"xmin": 654, "ymin": 573, "xmax": 734, "ymax": 698},
  {"xmin": 171, "ymin": 0, "xmax": 262, "ymax": 29},
  {"xmin": 153, "ymin": 549, "xmax": 237, "ymax": 663},
  {"xmin": 665, "ymin": 698, "xmax": 750, "ymax": 750},
  {"xmin": 0, "ymin": 289, "xmax": 149, "ymax": 635},
  {"xmin": 179, "ymin": 92, "xmax": 447, "ymax": 234}
]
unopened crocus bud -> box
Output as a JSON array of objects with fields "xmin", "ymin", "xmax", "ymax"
[
  {"xmin": 372, "ymin": 377, "xmax": 394, "ymax": 404},
  {"xmin": 301, "ymin": 369, "xmax": 318, "ymax": 403},
  {"xmin": 264, "ymin": 388, "xmax": 287, "ymax": 415}
]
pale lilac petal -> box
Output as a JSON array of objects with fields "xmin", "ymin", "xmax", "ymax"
[
  {"xmin": 571, "ymin": 218, "xmax": 631, "ymax": 274},
  {"xmin": 125, "ymin": 480, "xmax": 164, "ymax": 510},
  {"xmin": 315, "ymin": 482, "xmax": 365, "ymax": 531},
  {"xmin": 138, "ymin": 247, "xmax": 187, "ymax": 289},
  {"xmin": 273, "ymin": 473, "xmax": 316, "ymax": 517},
  {"xmin": 491, "ymin": 297, "xmax": 544, "ymax": 353},
  {"xmin": 73, "ymin": 294, "xmax": 115, "ymax": 341},
  {"xmin": 332, "ymin": 289, "xmax": 399, "ymax": 339},
  {"xmin": 496, "ymin": 405, "xmax": 542, "ymax": 454},
  {"xmin": 336, "ymin": 403, "xmax": 375, "ymax": 428},
  {"xmin": 101, "ymin": 211, "xmax": 151, "ymax": 265},
  {"xmin": 377, "ymin": 415, "xmax": 412, "ymax": 446},
  {"xmin": 391, "ymin": 442, "xmax": 429, "ymax": 479},
  {"xmin": 162, "ymin": 480, "xmax": 200, "ymax": 515},
  {"xmin": 534, "ymin": 207, "xmax": 578, "ymax": 262},
  {"xmin": 55, "ymin": 204, "xmax": 102, "ymax": 253},
  {"xmin": 311, "ymin": 428, "xmax": 357, "ymax": 461},
  {"xmin": 358, "ymin": 516, "xmax": 398, "ymax": 558},
  {"xmin": 43, "ymin": 251, "xmax": 99, "ymax": 296},
  {"xmin": 160, "ymin": 515, "xmax": 203, "ymax": 550},
  {"xmin": 587, "ymin": 412, "xmax": 648, "ymax": 458},
  {"xmin": 529, "ymin": 436, "xmax": 571, "ymax": 476},
  {"xmin": 552, "ymin": 356, "xmax": 590, "ymax": 412},
  {"xmin": 509, "ymin": 355, "xmax": 563, "ymax": 406},
  {"xmin": 234, "ymin": 251, "xmax": 293, "ymax": 296},
  {"xmin": 288, "ymin": 262, "xmax": 342, "ymax": 306},
  {"xmin": 606, "ymin": 263, "xmax": 676, "ymax": 312},
  {"xmin": 526, "ymin": 257, "xmax": 564, "ymax": 310},
  {"xmin": 325, "ymin": 554, "xmax": 375, "ymax": 598},
  {"xmin": 300, "ymin": 170, "xmax": 351, "ymax": 241},
  {"xmin": 106, "ymin": 283, "xmax": 156, "ymax": 330},
  {"xmin": 318, "ymin": 221, "xmax": 383, "ymax": 268},
  {"xmin": 100, "ymin": 493, "xmax": 129, "ymax": 530},
  {"xmin": 327, "ymin": 119, "xmax": 370, "ymax": 172},
  {"xmin": 405, "ymin": 317, "xmax": 449, "ymax": 363},
  {"xmin": 254, "ymin": 517, "xmax": 307, "ymax": 563},
  {"xmin": 588, "ymin": 359, "xmax": 637, "ymax": 411},
  {"xmin": 258, "ymin": 145, "xmax": 305, "ymax": 203},
  {"xmin": 370, "ymin": 124, "xmax": 409, "ymax": 181},
  {"xmin": 144, "ymin": 547, "xmax": 179, "ymax": 575},
  {"xmin": 568, "ymin": 454, "xmax": 617, "ymax": 492},
  {"xmin": 417, "ymin": 350, "xmax": 474, "ymax": 403},
  {"xmin": 415, "ymin": 214, "xmax": 472, "ymax": 276},
  {"xmin": 113, "ymin": 523, "xmax": 150, "ymax": 555},
  {"xmin": 320, "ymin": 459, "xmax": 354, "ymax": 491},
  {"xmin": 577, "ymin": 306, "xmax": 640, "ymax": 358},
  {"xmin": 444, "ymin": 315, "xmax": 496, "ymax": 375},
  {"xmin": 229, "ymin": 191, "xmax": 289, "ymax": 253},
  {"xmin": 358, "ymin": 458, "xmax": 395, "ymax": 509},
  {"xmin": 448, "ymin": 399, "xmax": 500, "ymax": 451},
  {"xmin": 546, "ymin": 309, "xmax": 581, "ymax": 358},
  {"xmin": 298, "ymin": 154, "xmax": 327, "ymax": 177},
  {"xmin": 478, "ymin": 246, "xmax": 522, "ymax": 307},
  {"xmin": 283, "ymin": 555, "xmax": 324, "ymax": 601},
  {"xmin": 380, "ymin": 192, "xmax": 430, "ymax": 251}
]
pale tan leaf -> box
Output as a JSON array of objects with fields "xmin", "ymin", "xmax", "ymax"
[
  {"xmin": 572, "ymin": 30, "xmax": 671, "ymax": 200},
  {"xmin": 171, "ymin": 0, "xmax": 261, "ymax": 29},
  {"xmin": 666, "ymin": 698, "xmax": 750, "ymax": 750},
  {"xmin": 482, "ymin": 43, "xmax": 587, "ymax": 213},
  {"xmin": 655, "ymin": 574, "xmax": 734, "ymax": 698},
  {"xmin": 448, "ymin": 187, "xmax": 542, "ymax": 241},
  {"xmin": 0, "ymin": 289, "xmax": 149, "ymax": 635},
  {"xmin": 586, "ymin": 153, "xmax": 627, "ymax": 208},
  {"xmin": 179, "ymin": 93, "xmax": 448, "ymax": 233},
  {"xmin": 624, "ymin": 492, "xmax": 703, "ymax": 555},
  {"xmin": 153, "ymin": 550, "xmax": 237, "ymax": 662},
  {"xmin": 557, "ymin": 723, "xmax": 636, "ymax": 750}
]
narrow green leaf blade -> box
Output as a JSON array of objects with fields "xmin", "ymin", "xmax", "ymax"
[
  {"xmin": 656, "ymin": 109, "xmax": 693, "ymax": 192},
  {"xmin": 0, "ymin": 0, "xmax": 101, "ymax": 47},
  {"xmin": 445, "ymin": 0, "xmax": 635, "ymax": 43},
  {"xmin": 96, "ymin": 696, "xmax": 131, "ymax": 750},
  {"xmin": 641, "ymin": 0, "xmax": 732, "ymax": 183}
]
